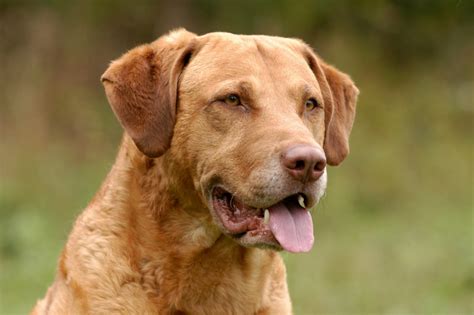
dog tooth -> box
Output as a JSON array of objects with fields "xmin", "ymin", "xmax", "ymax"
[
  {"xmin": 263, "ymin": 209, "xmax": 270, "ymax": 224},
  {"xmin": 298, "ymin": 194, "xmax": 306, "ymax": 208}
]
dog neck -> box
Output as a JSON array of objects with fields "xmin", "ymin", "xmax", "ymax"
[
  {"xmin": 91, "ymin": 136, "xmax": 277, "ymax": 311},
  {"xmin": 100, "ymin": 135, "xmax": 271, "ymax": 263}
]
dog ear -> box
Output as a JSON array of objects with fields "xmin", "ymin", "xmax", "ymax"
[
  {"xmin": 304, "ymin": 47, "xmax": 359, "ymax": 166},
  {"xmin": 101, "ymin": 29, "xmax": 196, "ymax": 157}
]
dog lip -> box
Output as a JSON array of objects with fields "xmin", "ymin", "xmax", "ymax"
[
  {"xmin": 211, "ymin": 185, "xmax": 314, "ymax": 211},
  {"xmin": 211, "ymin": 186, "xmax": 264, "ymax": 235},
  {"xmin": 209, "ymin": 186, "xmax": 314, "ymax": 236},
  {"xmin": 210, "ymin": 186, "xmax": 282, "ymax": 250}
]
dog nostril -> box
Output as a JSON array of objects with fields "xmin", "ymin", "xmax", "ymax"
[
  {"xmin": 294, "ymin": 160, "xmax": 305, "ymax": 170},
  {"xmin": 314, "ymin": 160, "xmax": 326, "ymax": 172}
]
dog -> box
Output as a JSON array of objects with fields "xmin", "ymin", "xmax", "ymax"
[{"xmin": 32, "ymin": 29, "xmax": 358, "ymax": 314}]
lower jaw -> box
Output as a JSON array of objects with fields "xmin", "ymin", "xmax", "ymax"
[{"xmin": 231, "ymin": 230, "xmax": 282, "ymax": 251}]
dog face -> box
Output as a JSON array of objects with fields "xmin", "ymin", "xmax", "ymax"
[{"xmin": 101, "ymin": 29, "xmax": 358, "ymax": 253}]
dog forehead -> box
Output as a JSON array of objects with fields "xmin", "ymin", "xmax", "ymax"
[
  {"xmin": 184, "ymin": 32, "xmax": 315, "ymax": 86},
  {"xmin": 199, "ymin": 32, "xmax": 305, "ymax": 62}
]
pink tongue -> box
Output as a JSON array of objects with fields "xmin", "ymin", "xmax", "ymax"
[{"xmin": 268, "ymin": 202, "xmax": 314, "ymax": 253}]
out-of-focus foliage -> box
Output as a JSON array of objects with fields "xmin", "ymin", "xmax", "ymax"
[{"xmin": 0, "ymin": 1, "xmax": 472, "ymax": 314}]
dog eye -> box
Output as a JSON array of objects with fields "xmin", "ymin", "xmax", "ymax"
[
  {"xmin": 305, "ymin": 98, "xmax": 319, "ymax": 111},
  {"xmin": 224, "ymin": 94, "xmax": 241, "ymax": 106}
]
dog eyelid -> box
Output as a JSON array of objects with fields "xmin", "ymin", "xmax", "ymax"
[
  {"xmin": 224, "ymin": 94, "xmax": 241, "ymax": 106},
  {"xmin": 213, "ymin": 93, "xmax": 250, "ymax": 112},
  {"xmin": 305, "ymin": 98, "xmax": 320, "ymax": 111},
  {"xmin": 300, "ymin": 84, "xmax": 323, "ymax": 110}
]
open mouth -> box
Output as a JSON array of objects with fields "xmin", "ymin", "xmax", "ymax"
[{"xmin": 211, "ymin": 187, "xmax": 314, "ymax": 253}]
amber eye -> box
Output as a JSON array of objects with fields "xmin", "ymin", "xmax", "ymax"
[
  {"xmin": 305, "ymin": 98, "xmax": 319, "ymax": 111},
  {"xmin": 224, "ymin": 94, "xmax": 241, "ymax": 106}
]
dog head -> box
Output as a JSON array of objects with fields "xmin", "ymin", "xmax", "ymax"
[{"xmin": 101, "ymin": 29, "xmax": 358, "ymax": 253}]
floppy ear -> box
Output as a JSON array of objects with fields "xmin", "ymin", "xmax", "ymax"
[
  {"xmin": 305, "ymin": 48, "xmax": 359, "ymax": 166},
  {"xmin": 101, "ymin": 29, "xmax": 196, "ymax": 157}
]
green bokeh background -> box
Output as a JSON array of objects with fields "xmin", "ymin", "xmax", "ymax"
[{"xmin": 1, "ymin": 1, "xmax": 473, "ymax": 314}]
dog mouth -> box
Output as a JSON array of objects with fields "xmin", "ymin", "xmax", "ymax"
[{"xmin": 211, "ymin": 187, "xmax": 314, "ymax": 253}]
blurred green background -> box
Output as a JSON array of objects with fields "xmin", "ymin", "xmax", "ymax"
[{"xmin": 1, "ymin": 0, "xmax": 473, "ymax": 314}]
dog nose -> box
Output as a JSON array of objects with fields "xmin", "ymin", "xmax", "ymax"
[{"xmin": 282, "ymin": 145, "xmax": 326, "ymax": 182}]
